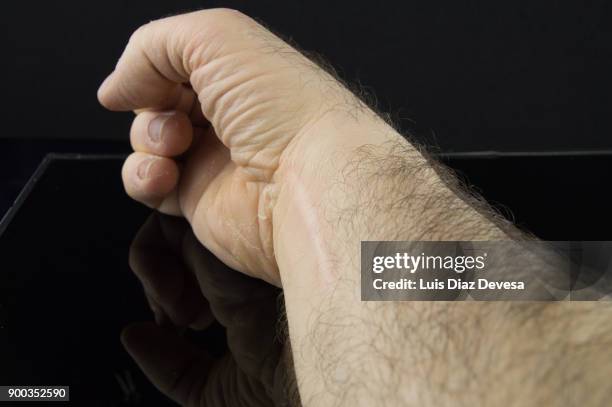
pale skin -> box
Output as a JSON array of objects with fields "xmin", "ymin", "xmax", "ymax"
[{"xmin": 98, "ymin": 9, "xmax": 612, "ymax": 406}]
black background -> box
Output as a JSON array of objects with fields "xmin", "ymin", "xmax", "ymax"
[
  {"xmin": 1, "ymin": 2, "xmax": 612, "ymax": 400},
  {"xmin": 2, "ymin": 0, "xmax": 611, "ymax": 152}
]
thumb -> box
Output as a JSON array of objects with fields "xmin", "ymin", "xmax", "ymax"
[
  {"xmin": 97, "ymin": 8, "xmax": 278, "ymax": 112},
  {"xmin": 97, "ymin": 8, "xmax": 335, "ymax": 139}
]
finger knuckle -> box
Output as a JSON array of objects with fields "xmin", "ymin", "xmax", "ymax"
[
  {"xmin": 197, "ymin": 8, "xmax": 255, "ymax": 38},
  {"xmin": 208, "ymin": 7, "xmax": 248, "ymax": 22},
  {"xmin": 128, "ymin": 22, "xmax": 150, "ymax": 45}
]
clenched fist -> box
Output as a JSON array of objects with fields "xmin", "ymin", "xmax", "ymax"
[{"xmin": 98, "ymin": 9, "xmax": 394, "ymax": 286}]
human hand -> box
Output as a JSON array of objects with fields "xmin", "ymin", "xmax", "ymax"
[
  {"xmin": 99, "ymin": 10, "xmax": 608, "ymax": 407},
  {"xmin": 98, "ymin": 9, "xmax": 391, "ymax": 286}
]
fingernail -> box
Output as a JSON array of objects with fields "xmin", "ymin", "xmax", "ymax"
[
  {"xmin": 137, "ymin": 157, "xmax": 157, "ymax": 180},
  {"xmin": 148, "ymin": 114, "xmax": 172, "ymax": 143}
]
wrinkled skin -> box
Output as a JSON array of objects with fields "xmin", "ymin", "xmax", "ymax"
[{"xmin": 98, "ymin": 9, "xmax": 350, "ymax": 285}]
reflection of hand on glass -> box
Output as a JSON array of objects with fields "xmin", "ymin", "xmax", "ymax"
[{"xmin": 123, "ymin": 213, "xmax": 296, "ymax": 406}]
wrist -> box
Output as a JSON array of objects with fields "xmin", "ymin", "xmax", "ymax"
[{"xmin": 271, "ymin": 109, "xmax": 417, "ymax": 289}]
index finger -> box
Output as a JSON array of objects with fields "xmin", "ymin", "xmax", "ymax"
[{"xmin": 96, "ymin": 8, "xmax": 253, "ymax": 112}]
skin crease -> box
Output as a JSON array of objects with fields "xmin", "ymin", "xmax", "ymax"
[
  {"xmin": 99, "ymin": 9, "xmax": 345, "ymax": 286},
  {"xmin": 99, "ymin": 9, "xmax": 612, "ymax": 406}
]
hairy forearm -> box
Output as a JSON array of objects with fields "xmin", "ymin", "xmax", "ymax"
[
  {"xmin": 271, "ymin": 106, "xmax": 503, "ymax": 404},
  {"xmin": 272, "ymin": 108, "xmax": 612, "ymax": 406}
]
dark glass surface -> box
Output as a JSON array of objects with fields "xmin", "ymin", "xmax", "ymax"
[
  {"xmin": 0, "ymin": 139, "xmax": 131, "ymax": 221},
  {"xmin": 0, "ymin": 154, "xmax": 611, "ymax": 405},
  {"xmin": 0, "ymin": 157, "xmax": 290, "ymax": 406}
]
